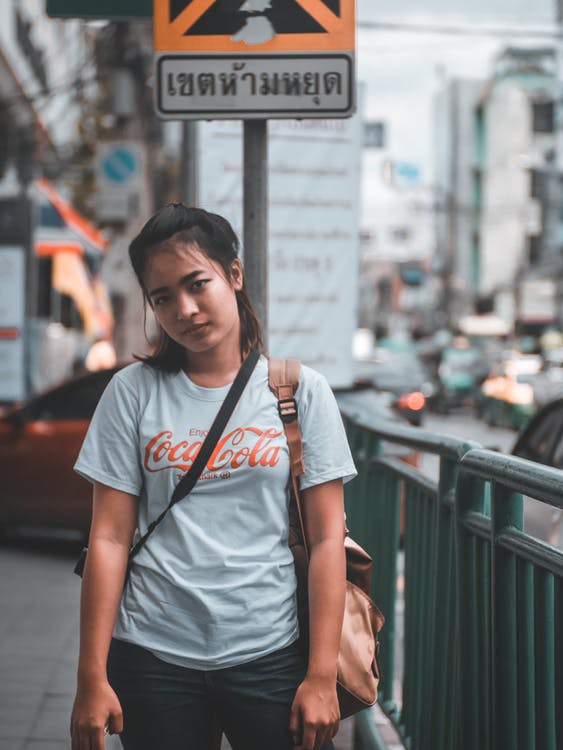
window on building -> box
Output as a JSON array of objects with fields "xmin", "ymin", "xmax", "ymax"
[
  {"xmin": 530, "ymin": 169, "xmax": 545, "ymax": 199},
  {"xmin": 532, "ymin": 101, "xmax": 554, "ymax": 133},
  {"xmin": 60, "ymin": 293, "xmax": 83, "ymax": 330},
  {"xmin": 36, "ymin": 257, "xmax": 52, "ymax": 317},
  {"xmin": 389, "ymin": 227, "xmax": 411, "ymax": 242},
  {"xmin": 527, "ymin": 235, "xmax": 542, "ymax": 265},
  {"xmin": 470, "ymin": 236, "xmax": 480, "ymax": 291}
]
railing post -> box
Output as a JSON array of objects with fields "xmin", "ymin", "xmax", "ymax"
[
  {"xmin": 516, "ymin": 559, "xmax": 535, "ymax": 748},
  {"xmin": 375, "ymin": 468, "xmax": 401, "ymax": 715},
  {"xmin": 555, "ymin": 578, "xmax": 563, "ymax": 747},
  {"xmin": 455, "ymin": 467, "xmax": 489, "ymax": 750},
  {"xmin": 345, "ymin": 426, "xmax": 380, "ymax": 552},
  {"xmin": 422, "ymin": 455, "xmax": 458, "ymax": 750},
  {"xmin": 491, "ymin": 481, "xmax": 523, "ymax": 750},
  {"xmin": 534, "ymin": 569, "xmax": 556, "ymax": 749}
]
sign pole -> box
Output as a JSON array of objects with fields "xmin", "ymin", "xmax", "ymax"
[
  {"xmin": 181, "ymin": 121, "xmax": 198, "ymax": 206},
  {"xmin": 243, "ymin": 119, "xmax": 268, "ymax": 349}
]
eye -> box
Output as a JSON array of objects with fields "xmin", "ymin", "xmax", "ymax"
[
  {"xmin": 192, "ymin": 279, "xmax": 209, "ymax": 291},
  {"xmin": 153, "ymin": 294, "xmax": 170, "ymax": 306}
]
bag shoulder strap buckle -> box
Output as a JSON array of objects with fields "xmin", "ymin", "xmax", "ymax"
[{"xmin": 278, "ymin": 396, "xmax": 298, "ymax": 423}]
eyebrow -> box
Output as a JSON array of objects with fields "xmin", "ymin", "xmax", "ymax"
[{"xmin": 148, "ymin": 270, "xmax": 205, "ymax": 298}]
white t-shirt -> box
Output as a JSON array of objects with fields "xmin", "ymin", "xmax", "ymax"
[{"xmin": 74, "ymin": 355, "xmax": 356, "ymax": 670}]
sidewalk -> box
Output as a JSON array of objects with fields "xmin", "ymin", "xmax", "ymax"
[{"xmin": 0, "ymin": 539, "xmax": 402, "ymax": 750}]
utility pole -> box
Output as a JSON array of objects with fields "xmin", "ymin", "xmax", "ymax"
[
  {"xmin": 441, "ymin": 84, "xmax": 459, "ymax": 331},
  {"xmin": 555, "ymin": 0, "xmax": 563, "ymax": 327},
  {"xmin": 180, "ymin": 121, "xmax": 198, "ymax": 206},
  {"xmin": 243, "ymin": 120, "xmax": 268, "ymax": 348}
]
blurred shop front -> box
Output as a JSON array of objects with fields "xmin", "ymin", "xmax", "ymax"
[{"xmin": 0, "ymin": 179, "xmax": 113, "ymax": 404}]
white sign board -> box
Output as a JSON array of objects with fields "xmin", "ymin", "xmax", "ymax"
[
  {"xmin": 198, "ymin": 115, "xmax": 361, "ymax": 388},
  {"xmin": 96, "ymin": 141, "xmax": 144, "ymax": 222},
  {"xmin": 156, "ymin": 54, "xmax": 353, "ymax": 119},
  {"xmin": 0, "ymin": 246, "xmax": 25, "ymax": 401}
]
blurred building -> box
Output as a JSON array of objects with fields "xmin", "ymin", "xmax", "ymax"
[
  {"xmin": 434, "ymin": 79, "xmax": 484, "ymax": 325},
  {"xmin": 0, "ymin": 0, "xmax": 92, "ymax": 183},
  {"xmin": 0, "ymin": 2, "xmax": 177, "ymax": 403},
  {"xmin": 89, "ymin": 20, "xmax": 172, "ymax": 366},
  {"xmin": 360, "ymin": 151, "xmax": 436, "ymax": 337},
  {"xmin": 435, "ymin": 46, "xmax": 562, "ymax": 336},
  {"xmin": 475, "ymin": 47, "xmax": 559, "ymax": 335},
  {"xmin": 0, "ymin": 0, "xmax": 106, "ymax": 400}
]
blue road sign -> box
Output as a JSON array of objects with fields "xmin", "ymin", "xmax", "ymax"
[{"xmin": 101, "ymin": 146, "xmax": 139, "ymax": 184}]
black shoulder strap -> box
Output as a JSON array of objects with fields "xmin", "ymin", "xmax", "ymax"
[{"xmin": 128, "ymin": 348, "xmax": 261, "ymax": 564}]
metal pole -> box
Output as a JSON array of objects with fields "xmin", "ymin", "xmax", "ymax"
[
  {"xmin": 181, "ymin": 121, "xmax": 198, "ymax": 206},
  {"xmin": 555, "ymin": 3, "xmax": 563, "ymax": 328},
  {"xmin": 243, "ymin": 119, "xmax": 268, "ymax": 348}
]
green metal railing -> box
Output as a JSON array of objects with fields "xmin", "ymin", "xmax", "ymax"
[{"xmin": 340, "ymin": 409, "xmax": 563, "ymax": 750}]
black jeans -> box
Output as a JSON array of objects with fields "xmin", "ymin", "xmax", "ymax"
[{"xmin": 107, "ymin": 638, "xmax": 335, "ymax": 750}]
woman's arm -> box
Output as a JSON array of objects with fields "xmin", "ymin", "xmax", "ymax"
[
  {"xmin": 70, "ymin": 481, "xmax": 138, "ymax": 750},
  {"xmin": 289, "ymin": 478, "xmax": 346, "ymax": 750}
]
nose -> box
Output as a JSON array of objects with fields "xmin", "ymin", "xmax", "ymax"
[{"xmin": 176, "ymin": 291, "xmax": 198, "ymax": 319}]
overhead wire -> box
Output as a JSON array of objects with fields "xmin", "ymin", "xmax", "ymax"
[{"xmin": 356, "ymin": 19, "xmax": 560, "ymax": 39}]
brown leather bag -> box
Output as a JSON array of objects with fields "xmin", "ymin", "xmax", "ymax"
[{"xmin": 268, "ymin": 357, "xmax": 385, "ymax": 719}]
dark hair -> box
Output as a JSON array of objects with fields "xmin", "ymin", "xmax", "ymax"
[{"xmin": 128, "ymin": 203, "xmax": 263, "ymax": 371}]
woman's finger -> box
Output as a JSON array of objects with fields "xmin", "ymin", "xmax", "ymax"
[
  {"xmin": 108, "ymin": 708, "xmax": 123, "ymax": 736},
  {"xmin": 70, "ymin": 725, "xmax": 78, "ymax": 750},
  {"xmin": 78, "ymin": 726, "xmax": 92, "ymax": 750},
  {"xmin": 86, "ymin": 724, "xmax": 106, "ymax": 750},
  {"xmin": 289, "ymin": 703, "xmax": 302, "ymax": 745},
  {"xmin": 300, "ymin": 721, "xmax": 318, "ymax": 750},
  {"xmin": 314, "ymin": 726, "xmax": 332, "ymax": 750}
]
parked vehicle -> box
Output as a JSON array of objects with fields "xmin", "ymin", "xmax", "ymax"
[
  {"xmin": 0, "ymin": 365, "xmax": 124, "ymax": 538},
  {"xmin": 512, "ymin": 397, "xmax": 563, "ymax": 468},
  {"xmin": 511, "ymin": 398, "xmax": 563, "ymax": 547},
  {"xmin": 434, "ymin": 340, "xmax": 489, "ymax": 413},
  {"xmin": 354, "ymin": 354, "xmax": 434, "ymax": 426},
  {"xmin": 478, "ymin": 353, "xmax": 542, "ymax": 429},
  {"xmin": 530, "ymin": 348, "xmax": 563, "ymax": 407}
]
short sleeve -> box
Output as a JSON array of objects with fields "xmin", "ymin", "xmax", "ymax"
[
  {"xmin": 74, "ymin": 370, "xmax": 143, "ymax": 495},
  {"xmin": 296, "ymin": 368, "xmax": 357, "ymax": 491}
]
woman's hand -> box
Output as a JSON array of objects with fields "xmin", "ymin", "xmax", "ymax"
[
  {"xmin": 289, "ymin": 674, "xmax": 340, "ymax": 750},
  {"xmin": 291, "ymin": 479, "xmax": 346, "ymax": 749},
  {"xmin": 70, "ymin": 482, "xmax": 135, "ymax": 750},
  {"xmin": 70, "ymin": 679, "xmax": 123, "ymax": 750}
]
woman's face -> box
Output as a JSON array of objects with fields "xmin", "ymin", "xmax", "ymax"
[{"xmin": 143, "ymin": 242, "xmax": 243, "ymax": 357}]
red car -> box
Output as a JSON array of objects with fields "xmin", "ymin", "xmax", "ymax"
[{"xmin": 0, "ymin": 366, "xmax": 123, "ymax": 538}]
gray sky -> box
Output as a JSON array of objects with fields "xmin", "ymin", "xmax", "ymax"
[
  {"xmin": 356, "ymin": 0, "xmax": 555, "ymax": 181},
  {"xmin": 358, "ymin": 0, "xmax": 553, "ymax": 23}
]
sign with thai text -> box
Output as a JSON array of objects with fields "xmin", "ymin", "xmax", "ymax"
[
  {"xmin": 154, "ymin": 0, "xmax": 356, "ymax": 119},
  {"xmin": 198, "ymin": 114, "xmax": 361, "ymax": 387},
  {"xmin": 157, "ymin": 54, "xmax": 352, "ymax": 117}
]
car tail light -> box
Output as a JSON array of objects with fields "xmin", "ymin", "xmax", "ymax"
[{"xmin": 398, "ymin": 391, "xmax": 426, "ymax": 411}]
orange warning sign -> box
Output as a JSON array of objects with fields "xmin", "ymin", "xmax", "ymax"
[{"xmin": 154, "ymin": 0, "xmax": 356, "ymax": 54}]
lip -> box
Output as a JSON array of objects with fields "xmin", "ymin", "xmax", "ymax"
[{"xmin": 184, "ymin": 323, "xmax": 209, "ymax": 336}]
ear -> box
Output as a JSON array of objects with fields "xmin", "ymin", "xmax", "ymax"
[{"xmin": 230, "ymin": 259, "xmax": 244, "ymax": 291}]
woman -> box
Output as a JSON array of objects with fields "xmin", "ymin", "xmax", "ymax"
[{"xmin": 70, "ymin": 204, "xmax": 356, "ymax": 750}]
